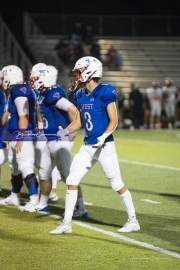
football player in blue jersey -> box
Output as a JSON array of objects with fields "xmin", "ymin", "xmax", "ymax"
[
  {"xmin": 30, "ymin": 67, "xmax": 61, "ymax": 202},
  {"xmin": 28, "ymin": 64, "xmax": 87, "ymax": 214},
  {"xmin": 50, "ymin": 56, "xmax": 140, "ymax": 234},
  {"xmin": 0, "ymin": 70, "xmax": 8, "ymax": 193},
  {"xmin": 0, "ymin": 65, "xmax": 39, "ymax": 209}
]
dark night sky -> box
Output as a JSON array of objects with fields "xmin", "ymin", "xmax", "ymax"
[
  {"xmin": 2, "ymin": 0, "xmax": 180, "ymax": 30},
  {"xmin": 2, "ymin": 0, "xmax": 180, "ymax": 20}
]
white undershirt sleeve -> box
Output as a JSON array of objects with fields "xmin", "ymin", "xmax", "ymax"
[
  {"xmin": 14, "ymin": 97, "xmax": 29, "ymax": 116},
  {"xmin": 55, "ymin": 97, "xmax": 73, "ymax": 111}
]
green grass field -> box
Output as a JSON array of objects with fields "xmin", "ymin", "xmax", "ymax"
[{"xmin": 0, "ymin": 129, "xmax": 180, "ymax": 269}]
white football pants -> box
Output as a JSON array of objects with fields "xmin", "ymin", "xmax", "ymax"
[
  {"xmin": 66, "ymin": 141, "xmax": 124, "ymax": 191},
  {"xmin": 8, "ymin": 141, "xmax": 35, "ymax": 178},
  {"xmin": 39, "ymin": 140, "xmax": 74, "ymax": 182},
  {"xmin": 0, "ymin": 148, "xmax": 8, "ymax": 166}
]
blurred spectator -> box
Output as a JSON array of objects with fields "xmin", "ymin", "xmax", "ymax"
[
  {"xmin": 175, "ymin": 86, "xmax": 180, "ymax": 128},
  {"xmin": 129, "ymin": 83, "xmax": 144, "ymax": 130},
  {"xmin": 162, "ymin": 78, "xmax": 177, "ymax": 129},
  {"xmin": 54, "ymin": 39, "xmax": 70, "ymax": 66},
  {"xmin": 69, "ymin": 42, "xmax": 84, "ymax": 69},
  {"xmin": 70, "ymin": 22, "xmax": 83, "ymax": 45},
  {"xmin": 90, "ymin": 39, "xmax": 101, "ymax": 61},
  {"xmin": 105, "ymin": 45, "xmax": 123, "ymax": 71},
  {"xmin": 147, "ymin": 81, "xmax": 162, "ymax": 129},
  {"xmin": 143, "ymin": 88, "xmax": 151, "ymax": 129},
  {"xmin": 83, "ymin": 25, "xmax": 94, "ymax": 46},
  {"xmin": 116, "ymin": 87, "xmax": 125, "ymax": 128}
]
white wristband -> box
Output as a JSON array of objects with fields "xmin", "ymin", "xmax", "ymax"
[{"xmin": 38, "ymin": 121, "xmax": 44, "ymax": 129}]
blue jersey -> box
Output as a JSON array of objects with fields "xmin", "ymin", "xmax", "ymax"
[
  {"xmin": 38, "ymin": 85, "xmax": 70, "ymax": 140},
  {"xmin": 0, "ymin": 88, "xmax": 6, "ymax": 128},
  {"xmin": 73, "ymin": 84, "xmax": 117, "ymax": 144},
  {"xmin": 7, "ymin": 83, "xmax": 36, "ymax": 130},
  {"xmin": 0, "ymin": 88, "xmax": 6, "ymax": 145},
  {"xmin": 32, "ymin": 89, "xmax": 40, "ymax": 126}
]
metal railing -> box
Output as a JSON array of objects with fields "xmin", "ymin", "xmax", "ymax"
[
  {"xmin": 23, "ymin": 12, "xmax": 69, "ymax": 87},
  {"xmin": 23, "ymin": 12, "xmax": 66, "ymax": 71},
  {"xmin": 0, "ymin": 15, "xmax": 32, "ymax": 80},
  {"xmin": 27, "ymin": 13, "xmax": 180, "ymax": 37}
]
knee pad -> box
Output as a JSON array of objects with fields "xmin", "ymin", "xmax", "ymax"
[
  {"xmin": 11, "ymin": 174, "xmax": 23, "ymax": 189},
  {"xmin": 109, "ymin": 177, "xmax": 124, "ymax": 191},
  {"xmin": 24, "ymin": 173, "xmax": 39, "ymax": 189}
]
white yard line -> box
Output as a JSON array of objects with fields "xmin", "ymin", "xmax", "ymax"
[
  {"xmin": 84, "ymin": 201, "xmax": 93, "ymax": 205},
  {"xmin": 119, "ymin": 159, "xmax": 180, "ymax": 171},
  {"xmin": 140, "ymin": 199, "xmax": 161, "ymax": 204},
  {"xmin": 73, "ymin": 221, "xmax": 180, "ymax": 259}
]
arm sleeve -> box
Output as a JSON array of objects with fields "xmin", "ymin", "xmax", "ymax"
[
  {"xmin": 14, "ymin": 97, "xmax": 29, "ymax": 116},
  {"xmin": 55, "ymin": 97, "xmax": 73, "ymax": 111}
]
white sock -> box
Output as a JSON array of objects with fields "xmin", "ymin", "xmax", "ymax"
[
  {"xmin": 51, "ymin": 167, "xmax": 58, "ymax": 189},
  {"xmin": 64, "ymin": 190, "xmax": 78, "ymax": 223},
  {"xmin": 39, "ymin": 194, "xmax": 48, "ymax": 206},
  {"xmin": 120, "ymin": 189, "xmax": 136, "ymax": 220},
  {"xmin": 11, "ymin": 192, "xmax": 19, "ymax": 198},
  {"xmin": 77, "ymin": 197, "xmax": 85, "ymax": 210},
  {"xmin": 30, "ymin": 194, "xmax": 39, "ymax": 203}
]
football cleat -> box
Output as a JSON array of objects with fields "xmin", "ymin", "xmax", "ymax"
[
  {"xmin": 28, "ymin": 203, "xmax": 49, "ymax": 213},
  {"xmin": 18, "ymin": 199, "xmax": 39, "ymax": 212},
  {"xmin": 50, "ymin": 221, "xmax": 72, "ymax": 235},
  {"xmin": 117, "ymin": 219, "xmax": 140, "ymax": 233},
  {"xmin": 49, "ymin": 192, "xmax": 59, "ymax": 202},
  {"xmin": 0, "ymin": 194, "xmax": 20, "ymax": 206},
  {"xmin": 72, "ymin": 208, "xmax": 88, "ymax": 218}
]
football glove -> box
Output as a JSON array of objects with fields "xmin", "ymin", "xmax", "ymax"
[
  {"xmin": 92, "ymin": 133, "xmax": 108, "ymax": 148},
  {"xmin": 57, "ymin": 126, "xmax": 69, "ymax": 141}
]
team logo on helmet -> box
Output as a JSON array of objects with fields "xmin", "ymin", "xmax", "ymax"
[
  {"xmin": 39, "ymin": 69, "xmax": 46, "ymax": 76},
  {"xmin": 2, "ymin": 70, "xmax": 7, "ymax": 76},
  {"xmin": 85, "ymin": 59, "xmax": 90, "ymax": 66}
]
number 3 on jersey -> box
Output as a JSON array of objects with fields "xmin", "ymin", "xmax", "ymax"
[{"xmin": 84, "ymin": 112, "xmax": 93, "ymax": 131}]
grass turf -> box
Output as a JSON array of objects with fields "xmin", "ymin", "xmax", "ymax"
[{"xmin": 0, "ymin": 129, "xmax": 180, "ymax": 269}]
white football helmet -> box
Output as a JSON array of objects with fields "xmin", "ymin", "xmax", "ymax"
[
  {"xmin": 70, "ymin": 56, "xmax": 102, "ymax": 91},
  {"xmin": 47, "ymin": 65, "xmax": 58, "ymax": 85},
  {"xmin": 30, "ymin": 64, "xmax": 57, "ymax": 90},
  {"xmin": 1, "ymin": 65, "xmax": 23, "ymax": 90}
]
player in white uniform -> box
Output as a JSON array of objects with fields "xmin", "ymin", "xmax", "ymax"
[
  {"xmin": 147, "ymin": 81, "xmax": 162, "ymax": 129},
  {"xmin": 28, "ymin": 64, "xmax": 86, "ymax": 215},
  {"xmin": 50, "ymin": 56, "xmax": 140, "ymax": 235},
  {"xmin": 0, "ymin": 65, "xmax": 39, "ymax": 208},
  {"xmin": 162, "ymin": 78, "xmax": 177, "ymax": 128}
]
